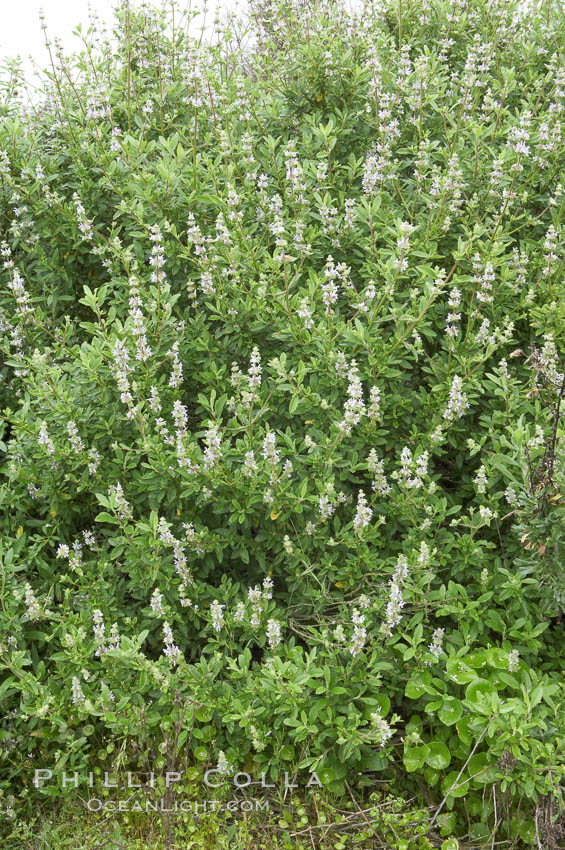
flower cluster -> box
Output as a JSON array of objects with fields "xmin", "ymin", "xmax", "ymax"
[
  {"xmin": 368, "ymin": 449, "xmax": 391, "ymax": 495},
  {"xmin": 339, "ymin": 361, "xmax": 365, "ymax": 434},
  {"xmin": 381, "ymin": 555, "xmax": 409, "ymax": 637},
  {"xmin": 426, "ymin": 628, "xmax": 445, "ymax": 663},
  {"xmin": 210, "ymin": 600, "xmax": 225, "ymax": 632},
  {"xmin": 162, "ymin": 622, "xmax": 182, "ymax": 666},
  {"xmin": 108, "ymin": 482, "xmax": 132, "ymax": 520},
  {"xmin": 443, "ymin": 376, "xmax": 469, "ymax": 422},
  {"xmin": 73, "ymin": 194, "xmax": 94, "ymax": 241},
  {"xmin": 350, "ymin": 608, "xmax": 368, "ymax": 657},
  {"xmin": 148, "ymin": 224, "xmax": 166, "ymax": 285},
  {"xmin": 128, "ymin": 276, "xmax": 152, "ymax": 362},
  {"xmin": 353, "ymin": 490, "xmax": 372, "ymax": 533},
  {"xmin": 370, "ymin": 710, "xmax": 394, "ymax": 747},
  {"xmin": 394, "ymin": 447, "xmax": 429, "ymax": 490}
]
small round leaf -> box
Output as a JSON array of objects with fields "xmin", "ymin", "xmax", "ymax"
[
  {"xmin": 426, "ymin": 742, "xmax": 451, "ymax": 770},
  {"xmin": 403, "ymin": 744, "xmax": 429, "ymax": 772},
  {"xmin": 438, "ymin": 697, "xmax": 463, "ymax": 726}
]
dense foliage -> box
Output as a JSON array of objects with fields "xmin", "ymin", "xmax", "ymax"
[{"xmin": 1, "ymin": 0, "xmax": 565, "ymax": 845}]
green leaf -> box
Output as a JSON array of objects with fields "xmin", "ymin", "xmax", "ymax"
[
  {"xmin": 196, "ymin": 707, "xmax": 213, "ymax": 723},
  {"xmin": 425, "ymin": 742, "xmax": 451, "ymax": 770},
  {"xmin": 441, "ymin": 770, "xmax": 468, "ymax": 799},
  {"xmin": 361, "ymin": 752, "xmax": 389, "ymax": 771},
  {"xmin": 465, "ymin": 678, "xmax": 497, "ymax": 711},
  {"xmin": 467, "ymin": 753, "xmax": 497, "ymax": 785},
  {"xmin": 437, "ymin": 813, "xmax": 457, "ymax": 838},
  {"xmin": 445, "ymin": 658, "xmax": 476, "ymax": 684},
  {"xmin": 403, "ymin": 744, "xmax": 429, "ymax": 772},
  {"xmin": 438, "ymin": 697, "xmax": 462, "ymax": 726},
  {"xmin": 405, "ymin": 672, "xmax": 433, "ymax": 699},
  {"xmin": 455, "ymin": 715, "xmax": 476, "ymax": 746},
  {"xmin": 404, "ymin": 716, "xmax": 422, "ymax": 739},
  {"xmin": 94, "ymin": 511, "xmax": 119, "ymax": 525}
]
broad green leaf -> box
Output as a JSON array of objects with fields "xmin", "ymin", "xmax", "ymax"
[
  {"xmin": 438, "ymin": 697, "xmax": 463, "ymax": 726},
  {"xmin": 403, "ymin": 744, "xmax": 429, "ymax": 772},
  {"xmin": 425, "ymin": 742, "xmax": 451, "ymax": 770}
]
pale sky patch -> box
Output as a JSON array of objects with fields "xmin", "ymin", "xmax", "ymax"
[{"xmin": 0, "ymin": 0, "xmax": 241, "ymax": 86}]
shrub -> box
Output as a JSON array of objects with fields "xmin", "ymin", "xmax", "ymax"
[{"xmin": 1, "ymin": 0, "xmax": 564, "ymax": 844}]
